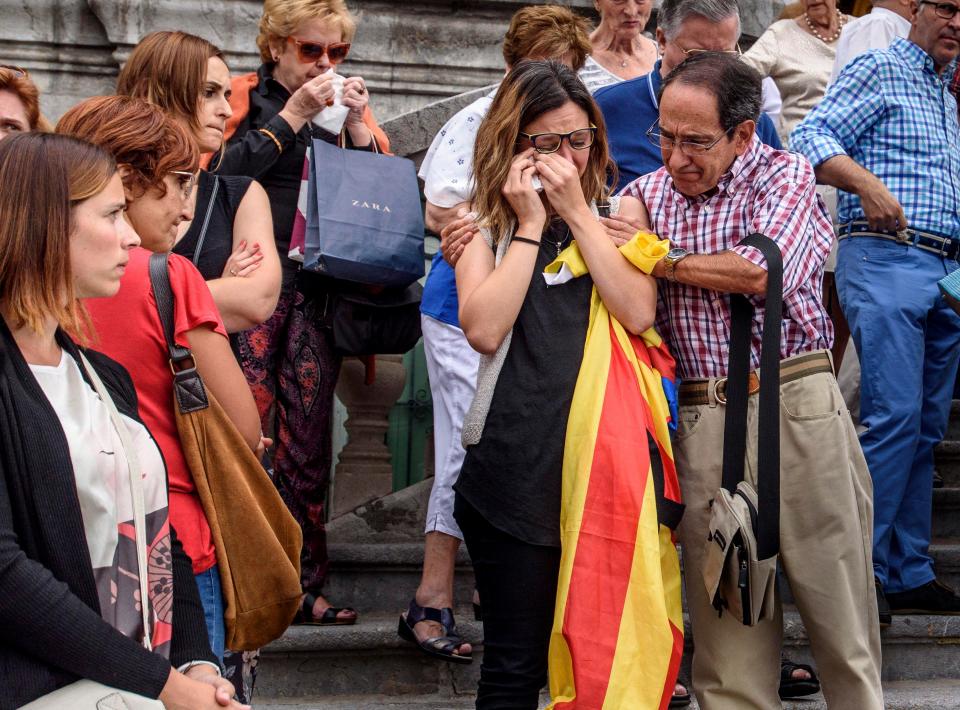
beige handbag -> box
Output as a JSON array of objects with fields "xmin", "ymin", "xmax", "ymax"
[
  {"xmin": 701, "ymin": 234, "xmax": 783, "ymax": 627},
  {"xmin": 21, "ymin": 354, "xmax": 164, "ymax": 709},
  {"xmin": 703, "ymin": 482, "xmax": 778, "ymax": 626}
]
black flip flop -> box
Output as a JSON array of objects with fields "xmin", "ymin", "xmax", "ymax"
[
  {"xmin": 398, "ymin": 599, "xmax": 472, "ymax": 665},
  {"xmin": 779, "ymin": 658, "xmax": 821, "ymax": 699},
  {"xmin": 669, "ymin": 677, "xmax": 692, "ymax": 708},
  {"xmin": 294, "ymin": 592, "xmax": 358, "ymax": 626}
]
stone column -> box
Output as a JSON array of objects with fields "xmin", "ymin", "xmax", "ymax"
[{"xmin": 330, "ymin": 354, "xmax": 407, "ymax": 517}]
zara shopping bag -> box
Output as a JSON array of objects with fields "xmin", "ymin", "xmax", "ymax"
[{"xmin": 303, "ymin": 137, "xmax": 425, "ymax": 286}]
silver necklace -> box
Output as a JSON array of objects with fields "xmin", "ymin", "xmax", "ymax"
[
  {"xmin": 543, "ymin": 225, "xmax": 572, "ymax": 257},
  {"xmin": 804, "ymin": 10, "xmax": 845, "ymax": 43}
]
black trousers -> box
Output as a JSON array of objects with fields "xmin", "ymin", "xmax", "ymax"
[{"xmin": 454, "ymin": 493, "xmax": 562, "ymax": 710}]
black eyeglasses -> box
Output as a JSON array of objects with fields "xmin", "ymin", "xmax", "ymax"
[
  {"xmin": 676, "ymin": 43, "xmax": 743, "ymax": 58},
  {"xmin": 518, "ymin": 126, "xmax": 597, "ymax": 154},
  {"xmin": 920, "ymin": 0, "xmax": 960, "ymax": 19},
  {"xmin": 645, "ymin": 120, "xmax": 734, "ymax": 156}
]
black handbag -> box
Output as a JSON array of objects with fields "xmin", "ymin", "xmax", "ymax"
[{"xmin": 327, "ymin": 281, "xmax": 423, "ymax": 356}]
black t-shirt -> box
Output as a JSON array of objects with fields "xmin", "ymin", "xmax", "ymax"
[
  {"xmin": 173, "ymin": 171, "xmax": 252, "ymax": 279},
  {"xmin": 455, "ymin": 220, "xmax": 593, "ymax": 547}
]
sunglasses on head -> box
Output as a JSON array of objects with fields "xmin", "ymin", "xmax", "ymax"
[
  {"xmin": 0, "ymin": 65, "xmax": 28, "ymax": 78},
  {"xmin": 286, "ymin": 37, "xmax": 351, "ymax": 64}
]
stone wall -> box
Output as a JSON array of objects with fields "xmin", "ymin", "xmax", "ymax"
[
  {"xmin": 2, "ymin": 0, "xmax": 599, "ymax": 122},
  {"xmin": 1, "ymin": 0, "xmax": 781, "ymax": 124}
]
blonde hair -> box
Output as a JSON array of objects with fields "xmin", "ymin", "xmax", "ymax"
[
  {"xmin": 502, "ymin": 5, "xmax": 592, "ymax": 71},
  {"xmin": 472, "ymin": 61, "xmax": 613, "ymax": 244},
  {"xmin": 256, "ymin": 0, "xmax": 358, "ymax": 62}
]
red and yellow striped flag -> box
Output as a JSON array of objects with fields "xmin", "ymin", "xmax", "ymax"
[{"xmin": 545, "ymin": 235, "xmax": 684, "ymax": 710}]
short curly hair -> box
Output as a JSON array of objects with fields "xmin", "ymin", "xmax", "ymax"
[
  {"xmin": 256, "ymin": 0, "xmax": 358, "ymax": 63},
  {"xmin": 502, "ymin": 5, "xmax": 592, "ymax": 71},
  {"xmin": 56, "ymin": 95, "xmax": 198, "ymax": 200}
]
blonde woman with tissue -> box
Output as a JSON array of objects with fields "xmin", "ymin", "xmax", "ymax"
[{"xmin": 217, "ymin": 0, "xmax": 390, "ymax": 627}]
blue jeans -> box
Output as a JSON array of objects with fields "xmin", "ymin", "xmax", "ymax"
[
  {"xmin": 195, "ymin": 565, "xmax": 225, "ymax": 662},
  {"xmin": 836, "ymin": 236, "xmax": 960, "ymax": 593}
]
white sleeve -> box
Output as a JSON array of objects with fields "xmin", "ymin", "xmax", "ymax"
[
  {"xmin": 830, "ymin": 16, "xmax": 901, "ymax": 84},
  {"xmin": 760, "ymin": 78, "xmax": 783, "ymax": 125},
  {"xmin": 418, "ymin": 99, "xmax": 489, "ymax": 209}
]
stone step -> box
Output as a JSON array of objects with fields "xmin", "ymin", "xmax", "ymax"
[
  {"xmin": 257, "ymin": 680, "xmax": 960, "ymax": 709},
  {"xmin": 324, "ymin": 538, "xmax": 960, "ymax": 615},
  {"xmin": 935, "ymin": 440, "xmax": 960, "ymax": 487},
  {"xmin": 255, "ymin": 609, "xmax": 960, "ymax": 704},
  {"xmin": 324, "ymin": 542, "xmax": 476, "ymax": 616},
  {"xmin": 933, "ymin": 488, "xmax": 960, "ymax": 538}
]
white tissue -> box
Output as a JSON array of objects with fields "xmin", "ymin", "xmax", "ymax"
[
  {"xmin": 531, "ymin": 175, "xmax": 543, "ymax": 193},
  {"xmin": 311, "ymin": 71, "xmax": 350, "ymax": 134}
]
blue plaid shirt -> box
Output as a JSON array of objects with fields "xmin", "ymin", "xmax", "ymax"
[{"xmin": 791, "ymin": 38, "xmax": 960, "ymax": 238}]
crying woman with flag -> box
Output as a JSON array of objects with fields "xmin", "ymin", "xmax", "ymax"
[{"xmin": 452, "ymin": 59, "xmax": 685, "ymax": 710}]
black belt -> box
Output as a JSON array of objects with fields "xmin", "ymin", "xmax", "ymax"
[{"xmin": 836, "ymin": 221, "xmax": 960, "ymax": 260}]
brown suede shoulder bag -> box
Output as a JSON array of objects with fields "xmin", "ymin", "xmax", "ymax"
[{"xmin": 148, "ymin": 252, "xmax": 302, "ymax": 650}]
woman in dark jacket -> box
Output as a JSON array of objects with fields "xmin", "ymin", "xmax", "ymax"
[
  {"xmin": 216, "ymin": 0, "xmax": 390, "ymax": 625},
  {"xmin": 0, "ymin": 133, "xmax": 243, "ymax": 709}
]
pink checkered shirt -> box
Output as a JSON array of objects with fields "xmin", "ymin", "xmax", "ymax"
[{"xmin": 621, "ymin": 136, "xmax": 834, "ymax": 380}]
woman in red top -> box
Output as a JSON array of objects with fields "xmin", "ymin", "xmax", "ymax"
[{"xmin": 58, "ymin": 95, "xmax": 262, "ymax": 664}]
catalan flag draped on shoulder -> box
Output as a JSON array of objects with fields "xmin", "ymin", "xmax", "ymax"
[{"xmin": 545, "ymin": 230, "xmax": 685, "ymax": 710}]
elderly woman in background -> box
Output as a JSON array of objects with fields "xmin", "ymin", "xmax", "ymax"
[
  {"xmin": 579, "ymin": 0, "xmax": 659, "ymax": 93},
  {"xmin": 217, "ymin": 0, "xmax": 390, "ymax": 628},
  {"xmin": 0, "ymin": 65, "xmax": 51, "ymax": 138},
  {"xmin": 742, "ymin": 0, "xmax": 853, "ymax": 143}
]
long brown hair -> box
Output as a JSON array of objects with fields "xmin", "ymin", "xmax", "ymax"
[
  {"xmin": 472, "ymin": 60, "xmax": 613, "ymax": 244},
  {"xmin": 0, "ymin": 133, "xmax": 115, "ymax": 335},
  {"xmin": 56, "ymin": 95, "xmax": 198, "ymax": 200},
  {"xmin": 117, "ymin": 31, "xmax": 226, "ymax": 139}
]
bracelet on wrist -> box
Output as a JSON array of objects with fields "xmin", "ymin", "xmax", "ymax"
[{"xmin": 511, "ymin": 236, "xmax": 541, "ymax": 247}]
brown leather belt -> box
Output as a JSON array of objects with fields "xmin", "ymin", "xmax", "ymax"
[{"xmin": 678, "ymin": 351, "xmax": 833, "ymax": 406}]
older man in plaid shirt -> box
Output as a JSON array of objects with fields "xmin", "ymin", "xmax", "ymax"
[
  {"xmin": 793, "ymin": 0, "xmax": 960, "ymax": 621},
  {"xmin": 622, "ymin": 53, "xmax": 883, "ymax": 709}
]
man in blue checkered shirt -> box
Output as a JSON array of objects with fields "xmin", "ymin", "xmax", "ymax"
[{"xmin": 792, "ymin": 0, "xmax": 960, "ymax": 623}]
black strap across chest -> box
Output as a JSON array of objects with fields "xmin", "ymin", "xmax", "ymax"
[{"xmin": 720, "ymin": 233, "xmax": 784, "ymax": 561}]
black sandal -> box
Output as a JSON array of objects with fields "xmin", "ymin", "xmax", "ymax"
[
  {"xmin": 398, "ymin": 599, "xmax": 473, "ymax": 665},
  {"xmin": 669, "ymin": 677, "xmax": 692, "ymax": 708},
  {"xmin": 294, "ymin": 592, "xmax": 358, "ymax": 626},
  {"xmin": 779, "ymin": 658, "xmax": 821, "ymax": 699}
]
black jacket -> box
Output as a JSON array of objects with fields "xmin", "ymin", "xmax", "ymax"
[{"xmin": 0, "ymin": 321, "xmax": 214, "ymax": 709}]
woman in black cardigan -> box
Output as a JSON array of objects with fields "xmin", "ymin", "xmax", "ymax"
[{"xmin": 0, "ymin": 134, "xmax": 245, "ymax": 709}]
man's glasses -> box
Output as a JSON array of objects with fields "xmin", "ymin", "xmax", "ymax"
[
  {"xmin": 0, "ymin": 65, "xmax": 28, "ymax": 78},
  {"xmin": 518, "ymin": 126, "xmax": 597, "ymax": 154},
  {"xmin": 920, "ymin": 0, "xmax": 960, "ymax": 19},
  {"xmin": 169, "ymin": 171, "xmax": 198, "ymax": 200},
  {"xmin": 286, "ymin": 37, "xmax": 351, "ymax": 64},
  {"xmin": 676, "ymin": 44, "xmax": 743, "ymax": 58},
  {"xmin": 645, "ymin": 120, "xmax": 734, "ymax": 156}
]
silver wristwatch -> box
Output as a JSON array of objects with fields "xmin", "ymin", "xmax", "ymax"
[{"xmin": 663, "ymin": 247, "xmax": 690, "ymax": 282}]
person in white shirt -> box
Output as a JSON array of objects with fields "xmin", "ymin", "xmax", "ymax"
[{"xmin": 830, "ymin": 0, "xmax": 913, "ymax": 82}]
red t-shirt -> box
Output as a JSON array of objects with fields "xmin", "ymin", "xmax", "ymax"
[{"xmin": 86, "ymin": 247, "xmax": 226, "ymax": 574}]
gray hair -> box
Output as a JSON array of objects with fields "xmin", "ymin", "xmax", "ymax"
[{"xmin": 657, "ymin": 0, "xmax": 742, "ymax": 41}]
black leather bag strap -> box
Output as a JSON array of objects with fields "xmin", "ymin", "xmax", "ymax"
[
  {"xmin": 719, "ymin": 233, "xmax": 783, "ymax": 560},
  {"xmin": 147, "ymin": 252, "xmax": 209, "ymax": 414},
  {"xmin": 191, "ymin": 174, "xmax": 219, "ymax": 266}
]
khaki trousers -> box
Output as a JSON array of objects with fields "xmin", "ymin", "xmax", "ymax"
[{"xmin": 674, "ymin": 355, "xmax": 883, "ymax": 709}]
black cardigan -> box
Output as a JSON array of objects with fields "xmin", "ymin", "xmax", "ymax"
[{"xmin": 0, "ymin": 321, "xmax": 215, "ymax": 709}]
